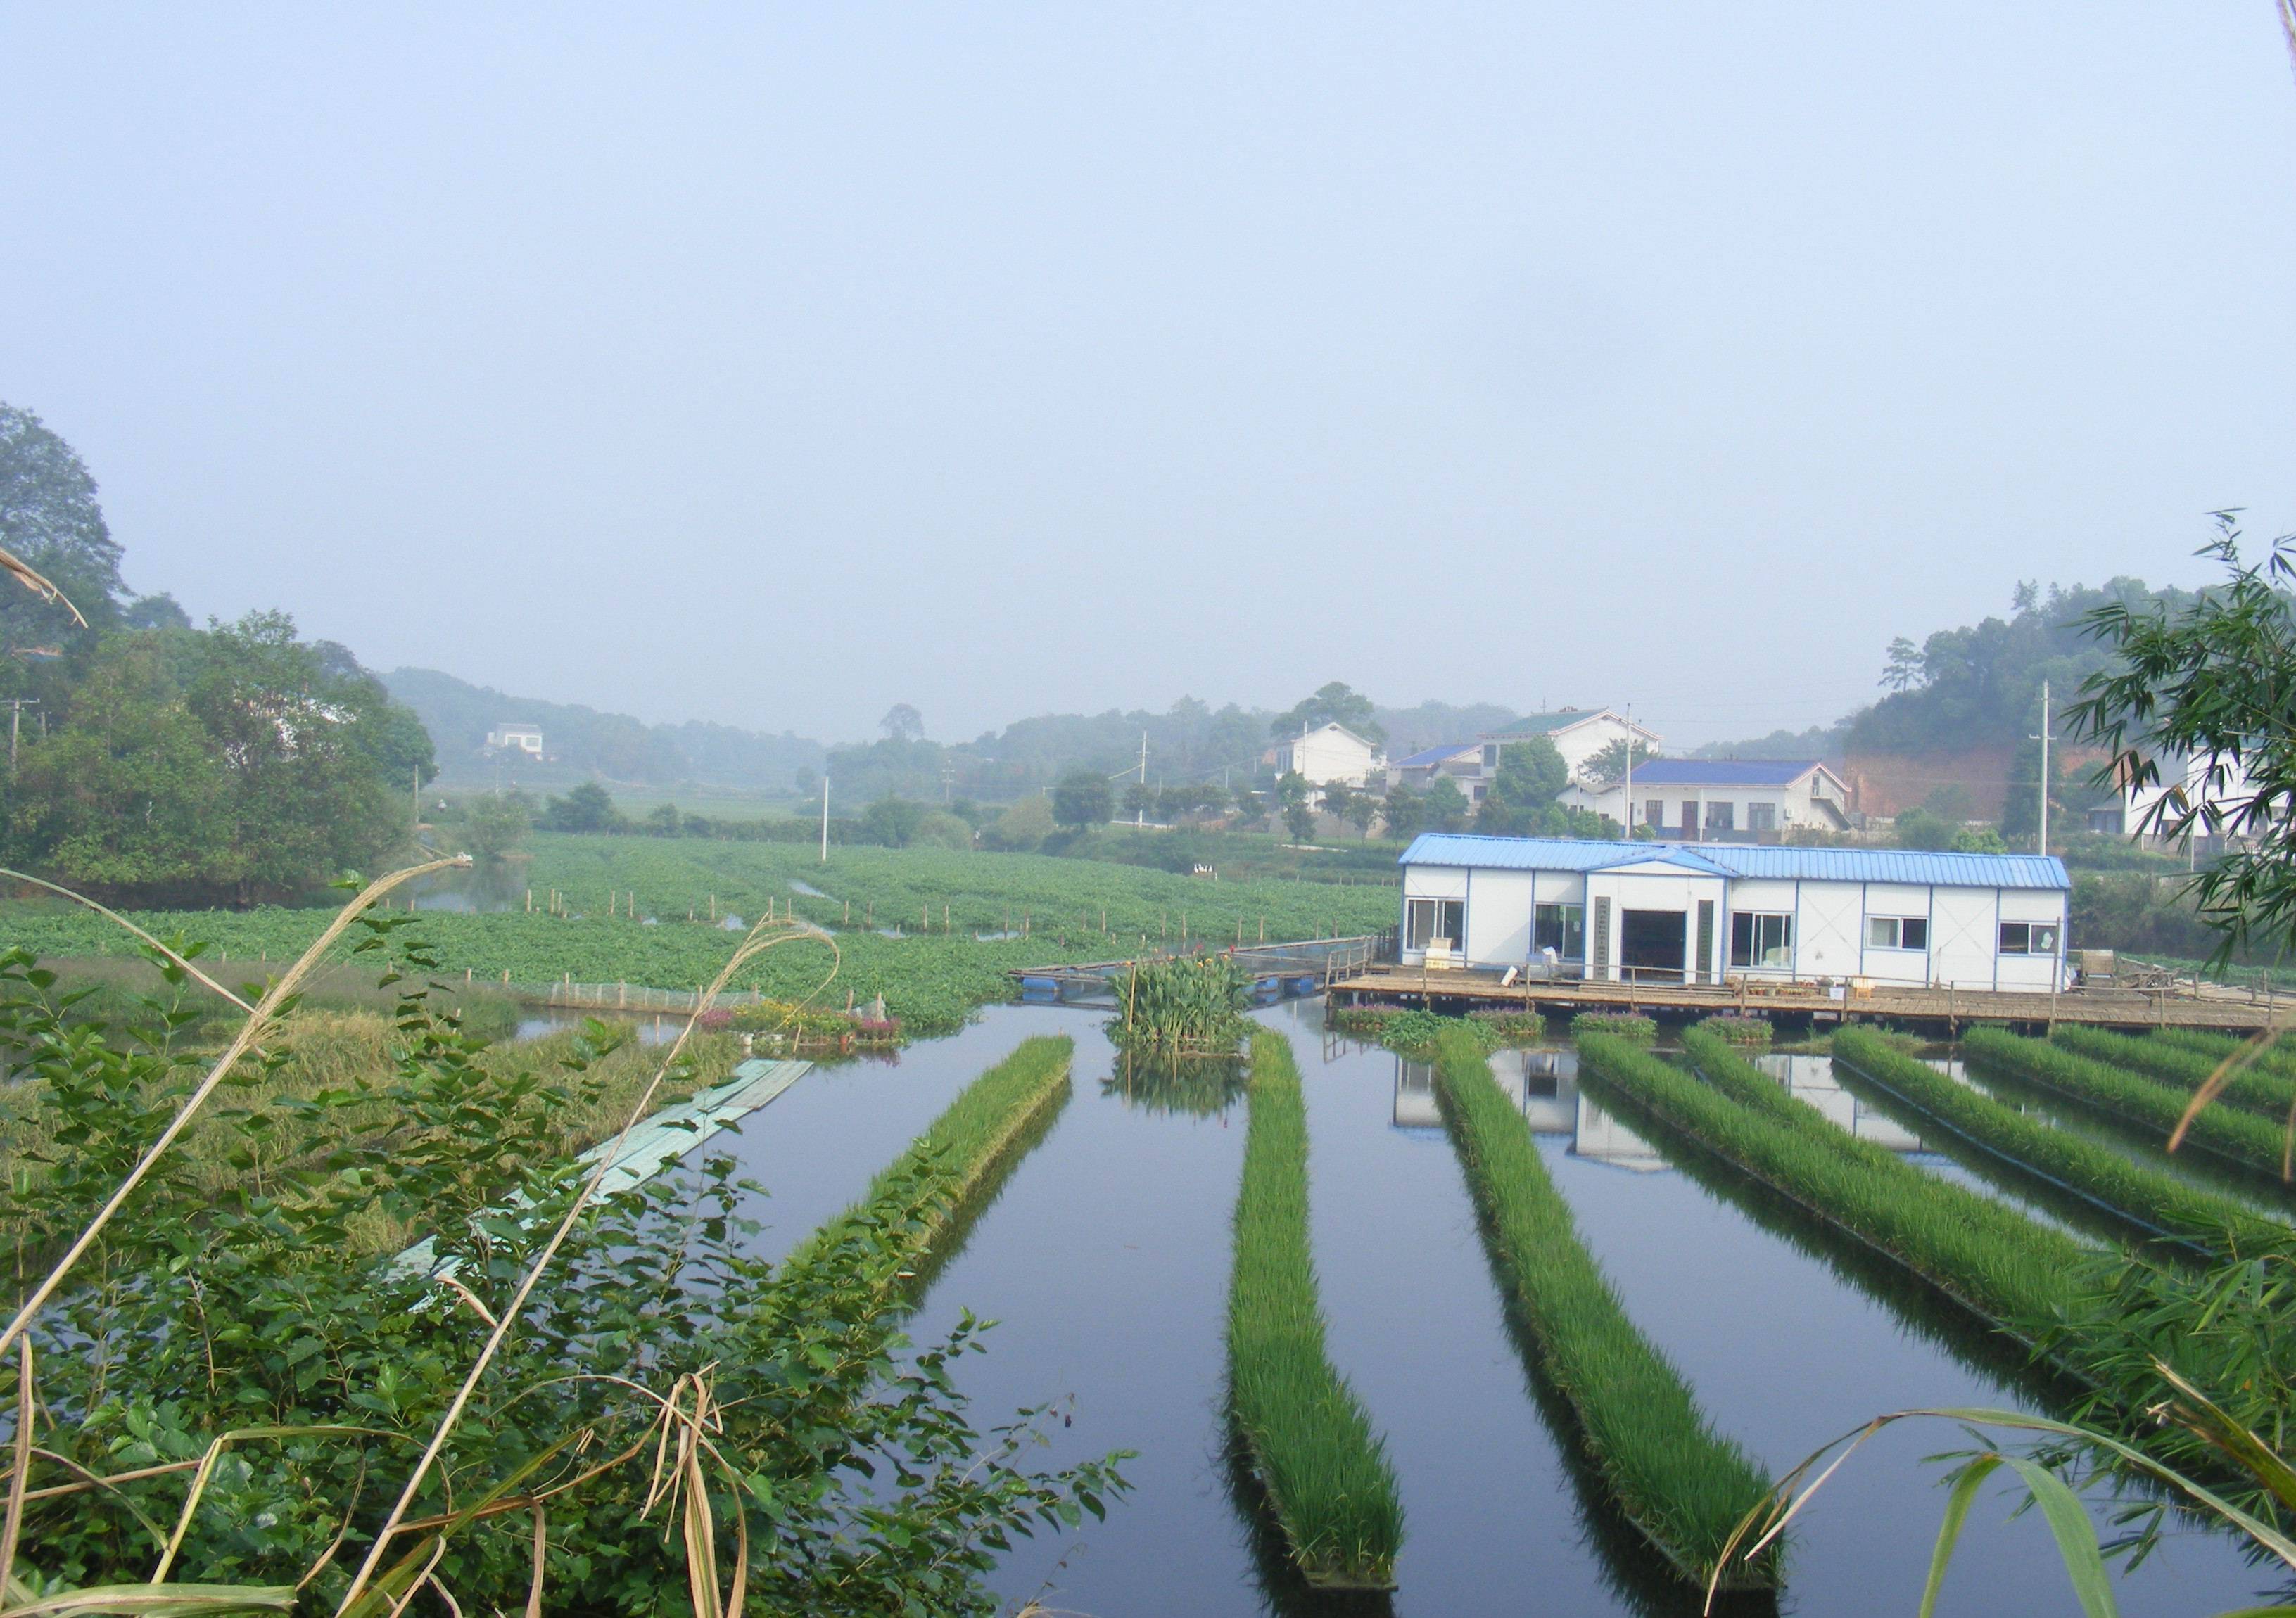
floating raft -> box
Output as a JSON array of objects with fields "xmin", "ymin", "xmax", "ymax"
[{"xmin": 394, "ymin": 1056, "xmax": 810, "ymax": 1278}]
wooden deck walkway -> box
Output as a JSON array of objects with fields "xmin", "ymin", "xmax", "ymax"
[{"xmin": 1327, "ymin": 965, "xmax": 2294, "ymax": 1035}]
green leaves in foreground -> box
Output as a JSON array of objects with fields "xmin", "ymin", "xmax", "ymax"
[
  {"xmin": 1431, "ymin": 1030, "xmax": 1777, "ymax": 1588},
  {"xmin": 1227, "ymin": 1030, "xmax": 1403, "ymax": 1589}
]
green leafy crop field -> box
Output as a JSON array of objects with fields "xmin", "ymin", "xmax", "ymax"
[{"xmin": 4, "ymin": 839, "xmax": 1402, "ymax": 1033}]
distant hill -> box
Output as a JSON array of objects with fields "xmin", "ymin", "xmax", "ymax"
[{"xmin": 384, "ymin": 668, "xmax": 825, "ymax": 791}]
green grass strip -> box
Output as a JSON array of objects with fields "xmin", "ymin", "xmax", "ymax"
[
  {"xmin": 2154, "ymin": 1026, "xmax": 2296, "ymax": 1087},
  {"xmin": 2057, "ymin": 1026, "xmax": 2296, "ymax": 1124},
  {"xmin": 1429, "ymin": 1028, "xmax": 1777, "ymax": 1589},
  {"xmin": 785, "ymin": 1033, "xmax": 1074, "ymax": 1282},
  {"xmin": 1229, "ymin": 1029, "xmax": 1404, "ymax": 1590},
  {"xmin": 1578, "ymin": 1032, "xmax": 2086, "ymax": 1331},
  {"xmin": 1829, "ymin": 1028, "xmax": 2286, "ymax": 1257},
  {"xmin": 1963, "ymin": 1026, "xmax": 2296, "ymax": 1185}
]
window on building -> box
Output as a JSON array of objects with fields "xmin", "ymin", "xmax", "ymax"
[
  {"xmin": 1998, "ymin": 922, "xmax": 2062, "ymax": 955},
  {"xmin": 1534, "ymin": 902, "xmax": 1585, "ymax": 959},
  {"xmin": 1867, "ymin": 916, "xmax": 1929, "ymax": 950},
  {"xmin": 1472, "ymin": 784, "xmax": 1487, "ymax": 802},
  {"xmin": 1747, "ymin": 802, "xmax": 1777, "ymax": 833},
  {"xmin": 1730, "ymin": 912, "xmax": 1792, "ymax": 968},
  {"xmin": 1681, "ymin": 801, "xmax": 1699, "ymax": 833},
  {"xmin": 1406, "ymin": 898, "xmax": 1466, "ymax": 950},
  {"xmin": 1706, "ymin": 801, "xmax": 1735, "ymax": 832},
  {"xmin": 1645, "ymin": 799, "xmax": 1663, "ymax": 831},
  {"xmin": 1481, "ymin": 744, "xmax": 1499, "ymax": 767}
]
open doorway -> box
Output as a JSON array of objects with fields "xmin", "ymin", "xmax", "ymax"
[{"xmin": 1620, "ymin": 909, "xmax": 1687, "ymax": 983}]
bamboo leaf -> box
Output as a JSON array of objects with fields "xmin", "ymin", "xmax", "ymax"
[
  {"xmin": 1998, "ymin": 1456, "xmax": 2118, "ymax": 1618},
  {"xmin": 1916, "ymin": 1455, "xmax": 2002, "ymax": 1618}
]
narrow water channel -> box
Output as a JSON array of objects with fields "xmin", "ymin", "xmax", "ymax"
[{"xmin": 672, "ymin": 1007, "xmax": 2276, "ymax": 1612}]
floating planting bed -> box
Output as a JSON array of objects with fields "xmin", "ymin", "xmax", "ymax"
[
  {"xmin": 1430, "ymin": 1028, "xmax": 1779, "ymax": 1590},
  {"xmin": 1227, "ymin": 1030, "xmax": 1404, "ymax": 1590},
  {"xmin": 1691, "ymin": 1014, "xmax": 1772, "ymax": 1047},
  {"xmin": 1578, "ymin": 1033, "xmax": 2086, "ymax": 1334},
  {"xmin": 2052, "ymin": 1026, "xmax": 2296, "ymax": 1126},
  {"xmin": 2155, "ymin": 1026, "xmax": 2296, "ymax": 1085},
  {"xmin": 1962, "ymin": 1027, "xmax": 2296, "ymax": 1187},
  {"xmin": 1829, "ymin": 1028, "xmax": 2285, "ymax": 1258},
  {"xmin": 1571, "ymin": 1012, "xmax": 1657, "ymax": 1043},
  {"xmin": 783, "ymin": 1033, "xmax": 1074, "ymax": 1292}
]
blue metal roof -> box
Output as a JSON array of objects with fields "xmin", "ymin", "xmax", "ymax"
[
  {"xmin": 1393, "ymin": 741, "xmax": 1480, "ymax": 768},
  {"xmin": 1616, "ymin": 758, "xmax": 1832, "ymax": 786},
  {"xmin": 1397, "ymin": 833, "xmax": 2070, "ymax": 891}
]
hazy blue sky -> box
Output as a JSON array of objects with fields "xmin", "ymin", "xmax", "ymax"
[{"xmin": 4, "ymin": 5, "xmax": 2291, "ymax": 747}]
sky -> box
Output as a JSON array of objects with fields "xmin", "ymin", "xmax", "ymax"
[{"xmin": 3, "ymin": 4, "xmax": 2292, "ymax": 749}]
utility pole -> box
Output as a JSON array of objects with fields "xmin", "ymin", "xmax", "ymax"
[
  {"xmin": 2031, "ymin": 679, "xmax": 2054, "ymax": 857},
  {"xmin": 1623, "ymin": 703, "xmax": 1635, "ymax": 839},
  {"xmin": 5, "ymin": 699, "xmax": 34, "ymax": 775},
  {"xmin": 1136, "ymin": 730, "xmax": 1148, "ymax": 827},
  {"xmin": 819, "ymin": 772, "xmax": 830, "ymax": 864},
  {"xmin": 412, "ymin": 766, "xmax": 421, "ymax": 832}
]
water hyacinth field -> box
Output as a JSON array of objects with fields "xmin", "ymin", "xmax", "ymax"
[{"xmin": 661, "ymin": 1000, "xmax": 2277, "ymax": 1614}]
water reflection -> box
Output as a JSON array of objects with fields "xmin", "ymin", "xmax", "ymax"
[{"xmin": 1103, "ymin": 1049, "xmax": 1248, "ymax": 1117}]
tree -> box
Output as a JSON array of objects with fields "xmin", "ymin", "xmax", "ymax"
[
  {"xmin": 861, "ymin": 796, "xmax": 927, "ymax": 847},
  {"xmin": 0, "ymin": 402, "xmax": 124, "ymax": 650},
  {"xmin": 2070, "ymin": 520, "xmax": 2296, "ymax": 960},
  {"xmin": 541, "ymin": 782, "xmax": 619, "ymax": 832},
  {"xmin": 645, "ymin": 802, "xmax": 683, "ymax": 837},
  {"xmin": 1051, "ymin": 769, "xmax": 1112, "ymax": 830},
  {"xmin": 1879, "ymin": 635, "xmax": 1925, "ymax": 692},
  {"xmin": 1422, "ymin": 778, "xmax": 1471, "ymax": 833},
  {"xmin": 881, "ymin": 703, "xmax": 925, "ymax": 741},
  {"xmin": 1476, "ymin": 737, "xmax": 1570, "ymax": 836},
  {"xmin": 987, "ymin": 793, "xmax": 1055, "ymax": 851},
  {"xmin": 1121, "ymin": 782, "xmax": 1157, "ymax": 822},
  {"xmin": 1892, "ymin": 806, "xmax": 1958, "ymax": 851},
  {"xmin": 1380, "ymin": 784, "xmax": 1426, "ymax": 841},
  {"xmin": 1320, "ymin": 780, "xmax": 1356, "ymax": 834},
  {"xmin": 464, "ymin": 790, "xmax": 531, "ymax": 859},
  {"xmin": 912, "ymin": 810, "xmax": 975, "ymax": 851},
  {"xmin": 1282, "ymin": 798, "xmax": 1317, "ymax": 841},
  {"xmin": 1580, "ymin": 738, "xmax": 1658, "ymax": 789},
  {"xmin": 1271, "ymin": 681, "xmax": 1385, "ymax": 746},
  {"xmin": 1343, "ymin": 789, "xmax": 1380, "ymax": 839}
]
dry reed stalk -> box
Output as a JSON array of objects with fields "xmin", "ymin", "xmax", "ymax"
[
  {"xmin": 0, "ymin": 1341, "xmax": 29, "ymax": 1593},
  {"xmin": 2169, "ymin": 1027, "xmax": 2292, "ymax": 1171},
  {"xmin": 0, "ymin": 867, "xmax": 257, "ymax": 1013},
  {"xmin": 0, "ymin": 855, "xmax": 472, "ymax": 1366},
  {"xmin": 333, "ymin": 919, "xmax": 838, "ymax": 1617},
  {"xmin": 0, "ymin": 545, "xmax": 86, "ymax": 627}
]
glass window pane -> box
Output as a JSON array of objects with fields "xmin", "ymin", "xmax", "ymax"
[
  {"xmin": 2031, "ymin": 924, "xmax": 2060, "ymax": 955},
  {"xmin": 1867, "ymin": 917, "xmax": 1897, "ymax": 948},
  {"xmin": 1902, "ymin": 918, "xmax": 1929, "ymax": 950},
  {"xmin": 1998, "ymin": 922, "xmax": 2031, "ymax": 954}
]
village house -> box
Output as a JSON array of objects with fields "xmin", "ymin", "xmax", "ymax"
[
  {"xmin": 1564, "ymin": 758, "xmax": 1852, "ymax": 841},
  {"xmin": 1271, "ymin": 722, "xmax": 1384, "ymax": 801},
  {"xmin": 1385, "ymin": 708, "xmax": 1662, "ymax": 805},
  {"xmin": 1397, "ymin": 832, "xmax": 2069, "ymax": 992},
  {"xmin": 486, "ymin": 723, "xmax": 545, "ymax": 758}
]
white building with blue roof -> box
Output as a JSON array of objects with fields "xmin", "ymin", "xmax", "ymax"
[
  {"xmin": 1562, "ymin": 758, "xmax": 1851, "ymax": 840},
  {"xmin": 1397, "ymin": 833, "xmax": 2069, "ymax": 993}
]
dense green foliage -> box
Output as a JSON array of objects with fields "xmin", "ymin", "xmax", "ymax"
[
  {"xmin": 2155, "ymin": 1025, "xmax": 2296, "ymax": 1087},
  {"xmin": 1429, "ymin": 1029, "xmax": 1776, "ymax": 1587},
  {"xmin": 1227, "ymin": 1031, "xmax": 1403, "ymax": 1588},
  {"xmin": 2051, "ymin": 1025, "xmax": 2296, "ymax": 1126},
  {"xmin": 5, "ymin": 613, "xmax": 433, "ymax": 903},
  {"xmin": 1578, "ymin": 1032, "xmax": 2085, "ymax": 1329},
  {"xmin": 2069, "ymin": 524, "xmax": 2296, "ymax": 962},
  {"xmin": 1690, "ymin": 1014, "xmax": 1772, "ymax": 1047},
  {"xmin": 1962, "ymin": 1026, "xmax": 2296, "ymax": 1184},
  {"xmin": 1827, "ymin": 1028, "xmax": 2285, "ymax": 1254},
  {"xmin": 0, "ymin": 400, "xmax": 184, "ymax": 650},
  {"xmin": 0, "ymin": 936, "xmax": 1122, "ymax": 1613},
  {"xmin": 1111, "ymin": 955, "xmax": 1251, "ymax": 1055},
  {"xmin": 1570, "ymin": 1011, "xmax": 1657, "ymax": 1042}
]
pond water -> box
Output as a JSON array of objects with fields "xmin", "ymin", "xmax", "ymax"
[{"xmin": 666, "ymin": 1007, "xmax": 2274, "ymax": 1614}]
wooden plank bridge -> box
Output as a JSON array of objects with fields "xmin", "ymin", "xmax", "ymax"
[{"xmin": 1325, "ymin": 963, "xmax": 2296, "ymax": 1036}]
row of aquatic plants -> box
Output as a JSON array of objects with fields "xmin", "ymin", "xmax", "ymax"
[
  {"xmin": 1829, "ymin": 1027, "xmax": 2287, "ymax": 1256},
  {"xmin": 1572, "ymin": 1011, "xmax": 1657, "ymax": 1042},
  {"xmin": 1327, "ymin": 1003, "xmax": 1545, "ymax": 1046},
  {"xmin": 2155, "ymin": 1024, "xmax": 2296, "ymax": 1083},
  {"xmin": 1690, "ymin": 1013, "xmax": 1772, "ymax": 1046},
  {"xmin": 1112, "ymin": 954, "xmax": 1252, "ymax": 1055},
  {"xmin": 1962, "ymin": 1026, "xmax": 2296, "ymax": 1184},
  {"xmin": 1227, "ymin": 1031, "xmax": 1404, "ymax": 1589},
  {"xmin": 2050, "ymin": 1024, "xmax": 2296, "ymax": 1125},
  {"xmin": 1428, "ymin": 1028, "xmax": 1778, "ymax": 1589},
  {"xmin": 1580, "ymin": 1032, "xmax": 2086, "ymax": 1330},
  {"xmin": 784, "ymin": 1034, "xmax": 1076, "ymax": 1288}
]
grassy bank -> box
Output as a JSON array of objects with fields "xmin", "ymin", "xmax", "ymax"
[
  {"xmin": 2155, "ymin": 1026, "xmax": 2296, "ymax": 1084},
  {"xmin": 1962, "ymin": 1027, "xmax": 2296, "ymax": 1186},
  {"xmin": 1829, "ymin": 1028, "xmax": 2286, "ymax": 1256},
  {"xmin": 2052, "ymin": 1026, "xmax": 2296, "ymax": 1125},
  {"xmin": 1578, "ymin": 1033, "xmax": 2086, "ymax": 1332},
  {"xmin": 786, "ymin": 1035, "xmax": 1074, "ymax": 1289},
  {"xmin": 1227, "ymin": 1031, "xmax": 1404, "ymax": 1590},
  {"xmin": 1430, "ymin": 1028, "xmax": 1777, "ymax": 1589}
]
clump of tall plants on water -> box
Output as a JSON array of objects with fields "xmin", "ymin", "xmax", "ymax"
[
  {"xmin": 0, "ymin": 867, "xmax": 1124, "ymax": 1614},
  {"xmin": 1226, "ymin": 1031, "xmax": 1403, "ymax": 1589},
  {"xmin": 1111, "ymin": 953, "xmax": 1252, "ymax": 1055},
  {"xmin": 1430, "ymin": 1028, "xmax": 1778, "ymax": 1590}
]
